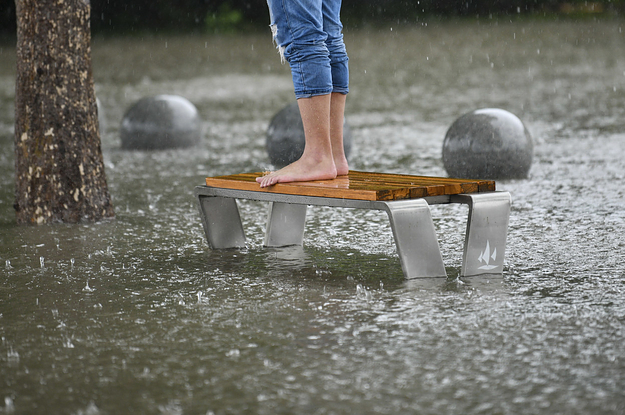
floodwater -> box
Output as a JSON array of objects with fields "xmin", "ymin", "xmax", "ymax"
[{"xmin": 1, "ymin": 18, "xmax": 625, "ymax": 414}]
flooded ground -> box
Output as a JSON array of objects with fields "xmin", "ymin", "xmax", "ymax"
[{"xmin": 1, "ymin": 18, "xmax": 625, "ymax": 414}]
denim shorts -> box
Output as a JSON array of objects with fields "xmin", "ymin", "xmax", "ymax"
[{"xmin": 267, "ymin": 0, "xmax": 349, "ymax": 99}]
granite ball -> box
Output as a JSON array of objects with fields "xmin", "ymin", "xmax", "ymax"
[
  {"xmin": 266, "ymin": 102, "xmax": 352, "ymax": 167},
  {"xmin": 442, "ymin": 108, "xmax": 533, "ymax": 180},
  {"xmin": 120, "ymin": 95, "xmax": 201, "ymax": 150}
]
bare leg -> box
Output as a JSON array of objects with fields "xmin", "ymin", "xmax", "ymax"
[
  {"xmin": 257, "ymin": 94, "xmax": 337, "ymax": 188},
  {"xmin": 330, "ymin": 92, "xmax": 349, "ymax": 176}
]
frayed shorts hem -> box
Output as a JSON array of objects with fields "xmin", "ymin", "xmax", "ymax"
[{"xmin": 295, "ymin": 88, "xmax": 349, "ymax": 99}]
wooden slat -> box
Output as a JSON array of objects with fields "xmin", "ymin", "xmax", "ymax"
[
  {"xmin": 347, "ymin": 171, "xmax": 493, "ymax": 193},
  {"xmin": 204, "ymin": 171, "xmax": 496, "ymax": 201}
]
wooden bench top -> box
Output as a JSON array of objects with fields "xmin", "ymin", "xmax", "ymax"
[{"xmin": 204, "ymin": 171, "xmax": 495, "ymax": 202}]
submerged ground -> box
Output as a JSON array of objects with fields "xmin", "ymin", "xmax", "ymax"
[{"xmin": 1, "ymin": 19, "xmax": 624, "ymax": 414}]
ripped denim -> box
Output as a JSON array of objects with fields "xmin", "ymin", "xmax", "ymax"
[{"xmin": 266, "ymin": 0, "xmax": 349, "ymax": 99}]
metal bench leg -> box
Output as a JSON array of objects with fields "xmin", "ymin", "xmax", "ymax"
[
  {"xmin": 264, "ymin": 202, "xmax": 307, "ymax": 247},
  {"xmin": 197, "ymin": 195, "xmax": 246, "ymax": 249},
  {"xmin": 383, "ymin": 200, "xmax": 447, "ymax": 278},
  {"xmin": 452, "ymin": 192, "xmax": 511, "ymax": 276}
]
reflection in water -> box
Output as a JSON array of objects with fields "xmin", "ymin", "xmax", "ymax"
[{"xmin": 0, "ymin": 19, "xmax": 624, "ymax": 414}]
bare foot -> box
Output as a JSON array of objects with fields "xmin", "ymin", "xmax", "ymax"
[
  {"xmin": 334, "ymin": 156, "xmax": 349, "ymax": 176},
  {"xmin": 256, "ymin": 156, "xmax": 337, "ymax": 188}
]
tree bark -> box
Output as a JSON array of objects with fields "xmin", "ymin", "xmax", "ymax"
[{"xmin": 14, "ymin": 0, "xmax": 114, "ymax": 224}]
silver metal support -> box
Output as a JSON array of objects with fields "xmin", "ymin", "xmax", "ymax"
[
  {"xmin": 197, "ymin": 195, "xmax": 246, "ymax": 249},
  {"xmin": 194, "ymin": 185, "xmax": 511, "ymax": 279},
  {"xmin": 452, "ymin": 192, "xmax": 511, "ymax": 276},
  {"xmin": 264, "ymin": 202, "xmax": 307, "ymax": 247},
  {"xmin": 382, "ymin": 200, "xmax": 447, "ymax": 278}
]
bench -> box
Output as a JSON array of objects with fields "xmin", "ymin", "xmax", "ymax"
[{"xmin": 194, "ymin": 171, "xmax": 511, "ymax": 279}]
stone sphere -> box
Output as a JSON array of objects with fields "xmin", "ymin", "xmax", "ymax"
[
  {"xmin": 120, "ymin": 95, "xmax": 201, "ymax": 150},
  {"xmin": 442, "ymin": 108, "xmax": 533, "ymax": 180},
  {"xmin": 266, "ymin": 102, "xmax": 352, "ymax": 167}
]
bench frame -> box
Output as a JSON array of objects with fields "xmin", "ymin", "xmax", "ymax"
[{"xmin": 194, "ymin": 185, "xmax": 511, "ymax": 279}]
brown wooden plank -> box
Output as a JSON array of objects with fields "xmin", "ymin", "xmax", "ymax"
[
  {"xmin": 215, "ymin": 170, "xmax": 492, "ymax": 190},
  {"xmin": 478, "ymin": 181, "xmax": 496, "ymax": 192},
  {"xmin": 207, "ymin": 174, "xmax": 453, "ymax": 199},
  {"xmin": 206, "ymin": 173, "xmax": 425, "ymax": 201},
  {"xmin": 336, "ymin": 172, "xmax": 492, "ymax": 197},
  {"xmin": 345, "ymin": 171, "xmax": 492, "ymax": 195},
  {"xmin": 206, "ymin": 175, "xmax": 379, "ymax": 200},
  {"xmin": 360, "ymin": 175, "xmax": 494, "ymax": 195},
  {"xmin": 204, "ymin": 171, "xmax": 496, "ymax": 201},
  {"xmin": 347, "ymin": 170, "xmax": 476, "ymax": 184},
  {"xmin": 347, "ymin": 170, "xmax": 495, "ymax": 191}
]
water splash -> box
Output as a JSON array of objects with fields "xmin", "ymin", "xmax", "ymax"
[
  {"xmin": 73, "ymin": 401, "xmax": 100, "ymax": 415},
  {"xmin": 39, "ymin": 256, "xmax": 44, "ymax": 268},
  {"xmin": 226, "ymin": 349, "xmax": 240, "ymax": 357},
  {"xmin": 157, "ymin": 401, "xmax": 182, "ymax": 415},
  {"xmin": 7, "ymin": 347, "xmax": 19, "ymax": 364},
  {"xmin": 356, "ymin": 284, "xmax": 364, "ymax": 296},
  {"xmin": 356, "ymin": 284, "xmax": 373, "ymax": 302},
  {"xmin": 5, "ymin": 260, "xmax": 11, "ymax": 269},
  {"xmin": 83, "ymin": 280, "xmax": 94, "ymax": 293},
  {"xmin": 3, "ymin": 397, "xmax": 15, "ymax": 413}
]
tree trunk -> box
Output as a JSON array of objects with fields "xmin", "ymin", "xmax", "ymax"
[{"xmin": 14, "ymin": 0, "xmax": 114, "ymax": 224}]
